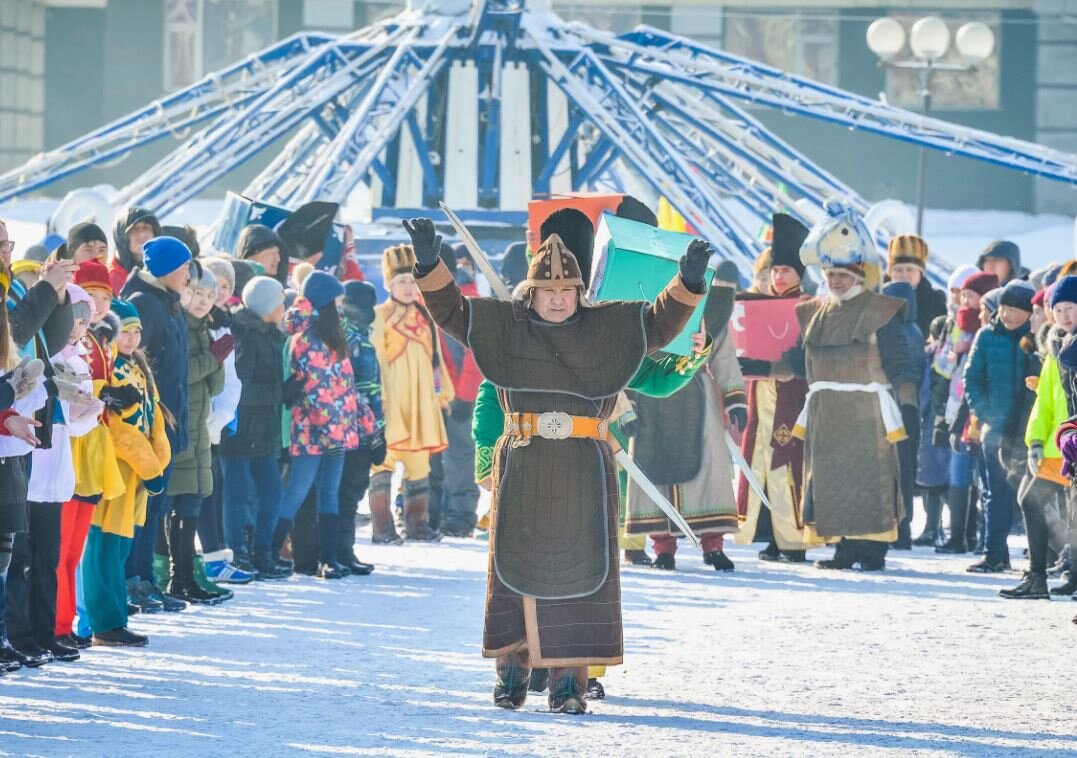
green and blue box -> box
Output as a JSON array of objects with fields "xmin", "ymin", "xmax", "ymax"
[{"xmin": 588, "ymin": 213, "xmax": 712, "ymax": 356}]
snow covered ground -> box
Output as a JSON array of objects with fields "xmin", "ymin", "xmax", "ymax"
[{"xmin": 1, "ymin": 529, "xmax": 1075, "ymax": 757}]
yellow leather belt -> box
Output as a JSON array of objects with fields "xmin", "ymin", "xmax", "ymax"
[{"xmin": 504, "ymin": 412, "xmax": 610, "ymax": 447}]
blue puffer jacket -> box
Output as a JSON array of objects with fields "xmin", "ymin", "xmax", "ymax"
[{"xmin": 962, "ymin": 318, "xmax": 1035, "ymax": 443}]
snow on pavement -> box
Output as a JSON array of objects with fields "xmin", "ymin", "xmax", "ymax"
[{"xmin": 1, "ymin": 536, "xmax": 1075, "ymax": 757}]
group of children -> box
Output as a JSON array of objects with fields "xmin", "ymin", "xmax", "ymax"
[{"xmin": 0, "ymin": 205, "xmax": 456, "ymax": 675}]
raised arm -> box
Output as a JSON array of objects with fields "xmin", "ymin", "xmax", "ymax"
[{"xmin": 642, "ymin": 239, "xmax": 710, "ymax": 352}]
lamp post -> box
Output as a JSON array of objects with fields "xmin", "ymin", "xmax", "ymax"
[{"xmin": 867, "ymin": 17, "xmax": 995, "ymax": 235}]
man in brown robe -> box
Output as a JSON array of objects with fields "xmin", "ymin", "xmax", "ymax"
[{"xmin": 404, "ymin": 216, "xmax": 707, "ymax": 714}]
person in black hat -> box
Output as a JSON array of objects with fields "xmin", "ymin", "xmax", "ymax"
[
  {"xmin": 111, "ymin": 207, "xmax": 161, "ymax": 295},
  {"xmin": 54, "ymin": 222, "xmax": 109, "ymax": 266}
]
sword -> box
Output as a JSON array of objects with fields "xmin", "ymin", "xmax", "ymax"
[
  {"xmin": 703, "ymin": 366, "xmax": 773, "ymax": 512},
  {"xmin": 438, "ymin": 201, "xmax": 703, "ymax": 549}
]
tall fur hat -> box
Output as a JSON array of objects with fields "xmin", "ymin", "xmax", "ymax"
[
  {"xmin": 381, "ymin": 244, "xmax": 416, "ymax": 285},
  {"xmin": 888, "ymin": 234, "xmax": 929, "ymax": 272},
  {"xmin": 770, "ymin": 213, "xmax": 809, "ymax": 278}
]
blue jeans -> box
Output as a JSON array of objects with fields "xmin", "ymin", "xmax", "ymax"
[
  {"xmin": 280, "ymin": 452, "xmax": 346, "ymax": 520},
  {"xmin": 981, "ymin": 439, "xmax": 1014, "ymax": 562},
  {"xmin": 221, "ymin": 456, "xmax": 282, "ymax": 555},
  {"xmin": 949, "ymin": 449, "xmax": 973, "ymax": 488}
]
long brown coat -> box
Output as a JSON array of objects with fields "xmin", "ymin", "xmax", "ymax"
[{"xmin": 417, "ymin": 261, "xmax": 701, "ymax": 667}]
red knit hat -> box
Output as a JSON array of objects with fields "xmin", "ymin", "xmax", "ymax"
[
  {"xmin": 75, "ymin": 260, "xmax": 112, "ymax": 293},
  {"xmin": 1031, "ymin": 287, "xmax": 1048, "ymax": 308},
  {"xmin": 962, "ymin": 271, "xmax": 1000, "ymax": 297}
]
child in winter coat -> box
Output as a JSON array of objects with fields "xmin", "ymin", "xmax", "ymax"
[
  {"xmin": 963, "ymin": 280, "xmax": 1039, "ymax": 574},
  {"xmin": 273, "ymin": 272, "xmax": 375, "ymax": 579},
  {"xmin": 219, "ymin": 276, "xmax": 291, "ymax": 579},
  {"xmin": 369, "ymin": 245, "xmax": 451, "ymax": 544},
  {"xmin": 163, "ymin": 267, "xmax": 225, "ymax": 605},
  {"xmin": 58, "ymin": 261, "xmax": 126, "ymax": 649},
  {"xmin": 7, "ymin": 285, "xmax": 102, "ymax": 664},
  {"xmin": 1001, "ymin": 277, "xmax": 1077, "ymax": 599},
  {"xmin": 0, "ymin": 282, "xmax": 49, "ymax": 672},
  {"xmin": 83, "ymin": 299, "xmax": 171, "ymax": 647},
  {"xmin": 194, "ymin": 256, "xmax": 247, "ymax": 588}
]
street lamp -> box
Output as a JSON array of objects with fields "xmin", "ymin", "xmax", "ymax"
[{"xmin": 867, "ymin": 17, "xmax": 995, "ymax": 235}]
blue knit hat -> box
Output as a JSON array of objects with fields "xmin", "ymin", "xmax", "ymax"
[
  {"xmin": 143, "ymin": 236, "xmax": 193, "ymax": 278},
  {"xmin": 110, "ymin": 298, "xmax": 142, "ymax": 332},
  {"xmin": 1050, "ymin": 275, "xmax": 1077, "ymax": 308},
  {"xmin": 301, "ymin": 270, "xmax": 344, "ymax": 308}
]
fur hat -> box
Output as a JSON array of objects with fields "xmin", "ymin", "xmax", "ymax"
[
  {"xmin": 887, "ymin": 235, "xmax": 929, "ymax": 272},
  {"xmin": 540, "ymin": 208, "xmax": 594, "ymax": 288},
  {"xmin": 615, "ymin": 196, "xmax": 658, "ymax": 228},
  {"xmin": 524, "ymin": 234, "xmax": 583, "ymax": 291},
  {"xmin": 770, "ymin": 213, "xmax": 809, "ymax": 279},
  {"xmin": 753, "ymin": 247, "xmax": 773, "ymax": 274},
  {"xmin": 381, "ymin": 244, "xmax": 416, "ymax": 285}
]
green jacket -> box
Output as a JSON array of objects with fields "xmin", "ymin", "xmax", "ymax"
[
  {"xmin": 168, "ymin": 313, "xmax": 225, "ymax": 497},
  {"xmin": 472, "ymin": 346, "xmax": 711, "ymax": 481},
  {"xmin": 1026, "ymin": 354, "xmax": 1066, "ymax": 459}
]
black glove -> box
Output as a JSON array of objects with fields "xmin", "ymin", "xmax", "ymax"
[
  {"xmin": 282, "ymin": 375, "xmax": 302, "ymax": 407},
  {"xmin": 401, "ymin": 218, "xmax": 443, "ymax": 269},
  {"xmin": 449, "ymin": 399, "xmax": 472, "ymax": 422},
  {"xmin": 371, "ymin": 438, "xmax": 387, "ymax": 467},
  {"xmin": 679, "ymin": 239, "xmax": 713, "ymax": 290},
  {"xmin": 100, "ymin": 384, "xmax": 141, "ymax": 411},
  {"xmin": 932, "ymin": 418, "xmax": 950, "ymax": 449},
  {"xmin": 728, "ymin": 406, "xmax": 748, "ymax": 434},
  {"xmin": 738, "ymin": 358, "xmax": 771, "ymax": 378}
]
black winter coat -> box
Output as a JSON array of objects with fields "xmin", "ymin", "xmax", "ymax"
[
  {"xmin": 121, "ymin": 268, "xmax": 190, "ymax": 453},
  {"xmin": 219, "ymin": 307, "xmax": 286, "ymax": 459},
  {"xmin": 914, "ymin": 278, "xmax": 947, "ymax": 341}
]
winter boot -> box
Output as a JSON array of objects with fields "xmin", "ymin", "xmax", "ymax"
[
  {"xmin": 253, "ymin": 550, "xmax": 292, "ymax": 579},
  {"xmin": 529, "ymin": 668, "xmax": 550, "ymax": 693},
  {"xmin": 127, "ymin": 576, "xmax": 163, "ymax": 614},
  {"xmin": 403, "ymin": 479, "xmax": 441, "ymax": 542},
  {"xmin": 816, "ymin": 539, "xmax": 857, "ymax": 570},
  {"xmin": 44, "ymin": 639, "xmax": 80, "ymax": 662},
  {"xmin": 1050, "ymin": 572, "xmax": 1077, "ymax": 596},
  {"xmin": 315, "ymin": 512, "xmax": 346, "ymax": 579},
  {"xmin": 369, "ymin": 474, "xmax": 403, "ymax": 545},
  {"xmin": 652, "ymin": 553, "xmax": 676, "ymax": 571},
  {"xmin": 968, "ymin": 496, "xmax": 985, "ymax": 553},
  {"xmin": 93, "ymin": 628, "xmax": 149, "ymax": 647},
  {"xmin": 623, "ymin": 549, "xmax": 652, "ymax": 566},
  {"xmin": 703, "ymin": 551, "xmax": 735, "ymax": 572},
  {"xmin": 914, "ymin": 489, "xmax": 944, "ymax": 546},
  {"xmin": 779, "ymin": 550, "xmax": 808, "ymax": 563},
  {"xmin": 936, "ymin": 485, "xmax": 970, "ymax": 554},
  {"xmin": 493, "ymin": 662, "xmax": 531, "ymax": 709},
  {"xmin": 166, "ymin": 518, "xmax": 221, "ymax": 605},
  {"xmin": 548, "ymin": 674, "xmax": 587, "ymax": 714},
  {"xmin": 967, "ymin": 555, "xmax": 1011, "ymax": 574},
  {"xmin": 585, "ymin": 678, "xmax": 606, "ymax": 700},
  {"xmin": 194, "ymin": 554, "xmax": 234, "ymax": 602},
  {"xmin": 999, "ymin": 571, "xmax": 1050, "ymax": 599},
  {"xmin": 854, "ymin": 540, "xmax": 887, "ymax": 571},
  {"xmin": 0, "ymin": 640, "xmax": 23, "ymax": 672},
  {"xmin": 758, "ymin": 540, "xmax": 781, "ymax": 562},
  {"xmin": 337, "ymin": 511, "xmax": 374, "ymax": 575},
  {"xmin": 152, "ymin": 553, "xmax": 170, "ymax": 593}
]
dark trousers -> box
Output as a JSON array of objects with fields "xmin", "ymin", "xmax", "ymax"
[
  {"xmin": 197, "ymin": 453, "xmax": 225, "ymax": 554},
  {"xmin": 896, "ymin": 407, "xmax": 920, "ymax": 541},
  {"xmin": 0, "ymin": 532, "xmax": 14, "ymax": 641},
  {"xmin": 981, "ymin": 439, "xmax": 1015, "ymax": 562},
  {"xmin": 442, "ymin": 404, "xmax": 480, "ymax": 532},
  {"xmin": 5, "ymin": 501, "xmax": 63, "ymax": 649},
  {"xmin": 1018, "ymin": 475, "xmax": 1064, "ymax": 574},
  {"xmin": 428, "ymin": 452, "xmax": 445, "ymax": 531},
  {"xmin": 221, "ymin": 455, "xmax": 282, "ymax": 556}
]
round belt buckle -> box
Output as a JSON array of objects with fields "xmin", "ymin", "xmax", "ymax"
[{"xmin": 536, "ymin": 411, "xmax": 572, "ymax": 440}]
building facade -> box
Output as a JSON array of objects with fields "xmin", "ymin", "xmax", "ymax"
[{"xmin": 7, "ymin": 0, "xmax": 1076, "ymax": 214}]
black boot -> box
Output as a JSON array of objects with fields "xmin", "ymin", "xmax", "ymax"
[
  {"xmin": 914, "ymin": 489, "xmax": 944, "ymax": 546},
  {"xmin": 253, "ymin": 551, "xmax": 292, "ymax": 579},
  {"xmin": 92, "ymin": 627, "xmax": 149, "ymax": 647},
  {"xmin": 999, "ymin": 571, "xmax": 1050, "ymax": 599},
  {"xmin": 758, "ymin": 540, "xmax": 781, "ymax": 562},
  {"xmin": 44, "ymin": 639, "xmax": 80, "ymax": 662},
  {"xmin": 855, "ymin": 540, "xmax": 887, "ymax": 571},
  {"xmin": 337, "ymin": 511, "xmax": 374, "ymax": 575},
  {"xmin": 816, "ymin": 539, "xmax": 857, "ymax": 570},
  {"xmin": 1050, "ymin": 572, "xmax": 1077, "ymax": 596},
  {"xmin": 779, "ymin": 550, "xmax": 808, "ymax": 563},
  {"xmin": 585, "ymin": 678, "xmax": 606, "ymax": 700},
  {"xmin": 529, "ymin": 668, "xmax": 550, "ymax": 693},
  {"xmin": 967, "ymin": 555, "xmax": 1011, "ymax": 573},
  {"xmin": 652, "ymin": 553, "xmax": 676, "ymax": 570},
  {"xmin": 0, "ymin": 640, "xmax": 23, "ymax": 672},
  {"xmin": 548, "ymin": 675, "xmax": 587, "ymax": 714},
  {"xmin": 968, "ymin": 494, "xmax": 984, "ymax": 553},
  {"xmin": 316, "ymin": 513, "xmax": 346, "ymax": 579},
  {"xmin": 166, "ymin": 518, "xmax": 221, "ymax": 605},
  {"xmin": 493, "ymin": 662, "xmax": 531, "ymax": 709},
  {"xmin": 703, "ymin": 551, "xmax": 735, "ymax": 571},
  {"xmin": 936, "ymin": 485, "xmax": 970, "ymax": 554},
  {"xmin": 623, "ymin": 549, "xmax": 652, "ymax": 566}
]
